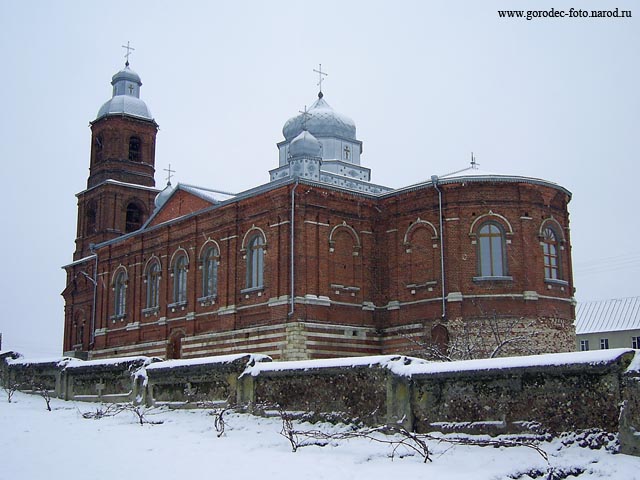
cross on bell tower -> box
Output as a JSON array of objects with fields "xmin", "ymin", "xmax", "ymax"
[{"xmin": 122, "ymin": 41, "xmax": 135, "ymax": 66}]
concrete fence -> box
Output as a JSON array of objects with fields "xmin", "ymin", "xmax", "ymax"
[{"xmin": 2, "ymin": 349, "xmax": 639, "ymax": 456}]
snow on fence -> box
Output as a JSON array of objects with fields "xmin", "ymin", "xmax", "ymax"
[{"xmin": 2, "ymin": 349, "xmax": 640, "ymax": 456}]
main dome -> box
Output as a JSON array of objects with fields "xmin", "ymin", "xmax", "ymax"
[{"xmin": 282, "ymin": 94, "xmax": 356, "ymax": 141}]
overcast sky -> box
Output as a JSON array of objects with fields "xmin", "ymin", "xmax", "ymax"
[{"xmin": 0, "ymin": 1, "xmax": 637, "ymax": 356}]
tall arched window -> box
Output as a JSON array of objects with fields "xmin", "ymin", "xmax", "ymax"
[
  {"xmin": 114, "ymin": 270, "xmax": 127, "ymax": 318},
  {"xmin": 145, "ymin": 260, "xmax": 161, "ymax": 309},
  {"xmin": 202, "ymin": 246, "xmax": 219, "ymax": 298},
  {"xmin": 125, "ymin": 202, "xmax": 144, "ymax": 233},
  {"xmin": 246, "ymin": 234, "xmax": 265, "ymax": 289},
  {"xmin": 173, "ymin": 254, "xmax": 188, "ymax": 304},
  {"xmin": 542, "ymin": 226, "xmax": 561, "ymax": 280},
  {"xmin": 478, "ymin": 222, "xmax": 507, "ymax": 277},
  {"xmin": 128, "ymin": 136, "xmax": 141, "ymax": 161}
]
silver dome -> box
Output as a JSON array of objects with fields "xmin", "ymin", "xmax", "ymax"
[
  {"xmin": 289, "ymin": 130, "xmax": 322, "ymax": 158},
  {"xmin": 283, "ymin": 94, "xmax": 356, "ymax": 141}
]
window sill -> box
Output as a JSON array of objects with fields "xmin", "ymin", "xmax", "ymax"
[
  {"xmin": 544, "ymin": 278, "xmax": 568, "ymax": 286},
  {"xmin": 241, "ymin": 286, "xmax": 264, "ymax": 295},
  {"xmin": 198, "ymin": 295, "xmax": 217, "ymax": 306},
  {"xmin": 473, "ymin": 276, "xmax": 513, "ymax": 282},
  {"xmin": 110, "ymin": 314, "xmax": 126, "ymax": 322},
  {"xmin": 168, "ymin": 301, "xmax": 187, "ymax": 312},
  {"xmin": 142, "ymin": 306, "xmax": 159, "ymax": 317}
]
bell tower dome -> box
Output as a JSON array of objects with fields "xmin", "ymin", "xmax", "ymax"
[
  {"xmin": 72, "ymin": 51, "xmax": 160, "ymax": 260},
  {"xmin": 87, "ymin": 60, "xmax": 158, "ymax": 189}
]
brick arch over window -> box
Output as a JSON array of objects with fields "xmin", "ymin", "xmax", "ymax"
[
  {"xmin": 329, "ymin": 222, "xmax": 361, "ymax": 251},
  {"xmin": 111, "ymin": 266, "xmax": 128, "ymax": 319},
  {"xmin": 329, "ymin": 222, "xmax": 361, "ymax": 289},
  {"xmin": 468, "ymin": 211, "xmax": 514, "ymax": 237},
  {"xmin": 403, "ymin": 219, "xmax": 439, "ymax": 286}
]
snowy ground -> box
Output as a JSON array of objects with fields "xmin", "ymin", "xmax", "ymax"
[{"xmin": 1, "ymin": 392, "xmax": 639, "ymax": 480}]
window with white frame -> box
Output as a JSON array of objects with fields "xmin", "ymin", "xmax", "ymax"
[
  {"xmin": 246, "ymin": 234, "xmax": 265, "ymax": 289},
  {"xmin": 580, "ymin": 339, "xmax": 589, "ymax": 351},
  {"xmin": 173, "ymin": 254, "xmax": 188, "ymax": 304},
  {"xmin": 113, "ymin": 270, "xmax": 127, "ymax": 318},
  {"xmin": 632, "ymin": 336, "xmax": 640, "ymax": 349},
  {"xmin": 145, "ymin": 260, "xmax": 161, "ymax": 309},
  {"xmin": 477, "ymin": 221, "xmax": 507, "ymax": 277},
  {"xmin": 202, "ymin": 246, "xmax": 219, "ymax": 298},
  {"xmin": 542, "ymin": 226, "xmax": 561, "ymax": 280},
  {"xmin": 600, "ymin": 338, "xmax": 609, "ymax": 350}
]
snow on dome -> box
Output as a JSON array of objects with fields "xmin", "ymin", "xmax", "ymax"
[
  {"xmin": 96, "ymin": 95, "xmax": 153, "ymax": 121},
  {"xmin": 282, "ymin": 94, "xmax": 356, "ymax": 141},
  {"xmin": 154, "ymin": 182, "xmax": 174, "ymax": 209},
  {"xmin": 289, "ymin": 129, "xmax": 322, "ymax": 158},
  {"xmin": 95, "ymin": 64, "xmax": 154, "ymax": 122}
]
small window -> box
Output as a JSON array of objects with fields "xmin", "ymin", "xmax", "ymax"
[
  {"xmin": 125, "ymin": 202, "xmax": 144, "ymax": 233},
  {"xmin": 580, "ymin": 339, "xmax": 589, "ymax": 351},
  {"xmin": 114, "ymin": 271, "xmax": 127, "ymax": 318},
  {"xmin": 173, "ymin": 255, "xmax": 188, "ymax": 304},
  {"xmin": 86, "ymin": 203, "xmax": 97, "ymax": 235},
  {"xmin": 246, "ymin": 234, "xmax": 265, "ymax": 289},
  {"xmin": 632, "ymin": 337, "xmax": 640, "ymax": 349},
  {"xmin": 145, "ymin": 261, "xmax": 161, "ymax": 309},
  {"xmin": 128, "ymin": 136, "xmax": 141, "ymax": 162},
  {"xmin": 600, "ymin": 338, "xmax": 609, "ymax": 350},
  {"xmin": 542, "ymin": 227, "xmax": 561, "ymax": 280},
  {"xmin": 202, "ymin": 246, "xmax": 219, "ymax": 298},
  {"xmin": 478, "ymin": 222, "xmax": 507, "ymax": 277}
]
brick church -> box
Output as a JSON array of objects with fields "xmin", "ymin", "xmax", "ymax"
[{"xmin": 62, "ymin": 60, "xmax": 576, "ymax": 361}]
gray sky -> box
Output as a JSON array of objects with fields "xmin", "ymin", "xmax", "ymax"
[{"xmin": 0, "ymin": 0, "xmax": 637, "ymax": 356}]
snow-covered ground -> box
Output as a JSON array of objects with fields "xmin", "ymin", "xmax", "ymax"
[{"xmin": 1, "ymin": 392, "xmax": 639, "ymax": 480}]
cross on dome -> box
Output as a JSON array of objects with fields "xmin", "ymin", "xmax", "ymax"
[
  {"xmin": 313, "ymin": 64, "xmax": 328, "ymax": 98},
  {"xmin": 298, "ymin": 105, "xmax": 311, "ymax": 130},
  {"xmin": 122, "ymin": 41, "xmax": 135, "ymax": 66},
  {"xmin": 163, "ymin": 164, "xmax": 175, "ymax": 186}
]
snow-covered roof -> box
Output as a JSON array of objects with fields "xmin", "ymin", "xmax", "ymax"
[
  {"xmin": 575, "ymin": 297, "xmax": 640, "ymax": 334},
  {"xmin": 179, "ymin": 184, "xmax": 236, "ymax": 204},
  {"xmin": 392, "ymin": 165, "xmax": 572, "ymax": 199}
]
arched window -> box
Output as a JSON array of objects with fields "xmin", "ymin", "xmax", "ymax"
[
  {"xmin": 114, "ymin": 270, "xmax": 127, "ymax": 318},
  {"xmin": 246, "ymin": 234, "xmax": 265, "ymax": 289},
  {"xmin": 173, "ymin": 254, "xmax": 188, "ymax": 304},
  {"xmin": 542, "ymin": 226, "xmax": 561, "ymax": 280},
  {"xmin": 145, "ymin": 260, "xmax": 161, "ymax": 309},
  {"xmin": 478, "ymin": 222, "xmax": 507, "ymax": 277},
  {"xmin": 128, "ymin": 136, "xmax": 141, "ymax": 162},
  {"xmin": 125, "ymin": 202, "xmax": 144, "ymax": 233},
  {"xmin": 202, "ymin": 246, "xmax": 219, "ymax": 298}
]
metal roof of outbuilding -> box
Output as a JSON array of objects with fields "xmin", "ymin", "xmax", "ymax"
[{"xmin": 575, "ymin": 297, "xmax": 640, "ymax": 334}]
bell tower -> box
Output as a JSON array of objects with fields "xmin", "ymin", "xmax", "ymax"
[{"xmin": 72, "ymin": 52, "xmax": 159, "ymax": 260}]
